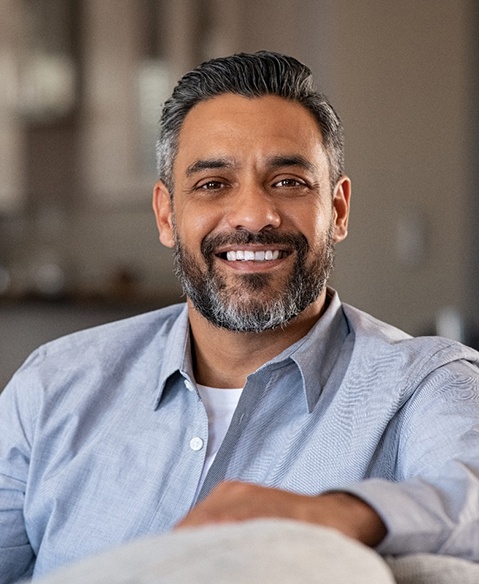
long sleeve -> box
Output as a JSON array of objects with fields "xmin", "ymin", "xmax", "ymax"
[
  {"xmin": 0, "ymin": 360, "xmax": 37, "ymax": 583},
  {"xmin": 343, "ymin": 358, "xmax": 479, "ymax": 559}
]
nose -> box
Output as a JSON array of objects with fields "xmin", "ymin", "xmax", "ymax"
[{"xmin": 226, "ymin": 183, "xmax": 281, "ymax": 232}]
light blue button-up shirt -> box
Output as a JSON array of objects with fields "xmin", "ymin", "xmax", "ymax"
[{"xmin": 1, "ymin": 290, "xmax": 479, "ymax": 582}]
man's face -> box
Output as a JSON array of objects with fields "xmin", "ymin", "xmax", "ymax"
[{"xmin": 154, "ymin": 94, "xmax": 350, "ymax": 332}]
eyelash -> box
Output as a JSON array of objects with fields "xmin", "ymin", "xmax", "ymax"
[
  {"xmin": 273, "ymin": 178, "xmax": 305, "ymax": 188},
  {"xmin": 196, "ymin": 180, "xmax": 226, "ymax": 191},
  {"xmin": 196, "ymin": 178, "xmax": 307, "ymax": 191}
]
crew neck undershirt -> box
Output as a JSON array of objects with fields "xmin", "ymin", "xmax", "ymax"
[{"xmin": 195, "ymin": 383, "xmax": 243, "ymax": 495}]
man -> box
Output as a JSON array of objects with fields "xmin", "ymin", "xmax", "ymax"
[{"xmin": 1, "ymin": 51, "xmax": 479, "ymax": 583}]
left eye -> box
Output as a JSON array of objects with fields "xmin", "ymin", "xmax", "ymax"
[{"xmin": 273, "ymin": 178, "xmax": 304, "ymax": 188}]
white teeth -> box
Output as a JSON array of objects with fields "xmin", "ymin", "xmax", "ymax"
[{"xmin": 225, "ymin": 250, "xmax": 283, "ymax": 261}]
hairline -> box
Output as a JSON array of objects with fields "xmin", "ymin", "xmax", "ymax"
[
  {"xmin": 162, "ymin": 93, "xmax": 340, "ymax": 197},
  {"xmin": 176, "ymin": 93, "xmax": 337, "ymax": 190}
]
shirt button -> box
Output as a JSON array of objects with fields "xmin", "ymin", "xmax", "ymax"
[
  {"xmin": 185, "ymin": 380, "xmax": 194, "ymax": 392},
  {"xmin": 190, "ymin": 437, "xmax": 204, "ymax": 451}
]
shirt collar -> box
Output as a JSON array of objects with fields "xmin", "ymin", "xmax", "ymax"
[
  {"xmin": 246, "ymin": 288, "xmax": 350, "ymax": 412},
  {"xmin": 289, "ymin": 289, "xmax": 351, "ymax": 411},
  {"xmin": 154, "ymin": 288, "xmax": 350, "ymax": 411},
  {"xmin": 154, "ymin": 304, "xmax": 194, "ymax": 409}
]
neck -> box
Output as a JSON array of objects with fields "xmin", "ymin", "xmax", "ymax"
[{"xmin": 188, "ymin": 290, "xmax": 328, "ymax": 388}]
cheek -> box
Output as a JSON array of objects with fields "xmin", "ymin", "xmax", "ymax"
[
  {"xmin": 176, "ymin": 202, "xmax": 222, "ymax": 247},
  {"xmin": 287, "ymin": 205, "xmax": 332, "ymax": 243},
  {"xmin": 304, "ymin": 223, "xmax": 334, "ymax": 258}
]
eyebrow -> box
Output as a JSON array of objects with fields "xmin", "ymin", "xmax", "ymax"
[
  {"xmin": 186, "ymin": 158, "xmax": 236, "ymax": 178},
  {"xmin": 185, "ymin": 154, "xmax": 317, "ymax": 178},
  {"xmin": 266, "ymin": 154, "xmax": 316, "ymax": 174}
]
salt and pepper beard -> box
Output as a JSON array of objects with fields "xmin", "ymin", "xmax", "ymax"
[{"xmin": 172, "ymin": 222, "xmax": 335, "ymax": 333}]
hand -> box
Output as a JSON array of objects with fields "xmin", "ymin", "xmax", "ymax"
[{"xmin": 175, "ymin": 480, "xmax": 387, "ymax": 546}]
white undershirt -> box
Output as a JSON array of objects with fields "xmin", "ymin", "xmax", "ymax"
[{"xmin": 195, "ymin": 383, "xmax": 243, "ymax": 494}]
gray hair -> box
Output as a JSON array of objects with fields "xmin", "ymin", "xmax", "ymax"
[{"xmin": 156, "ymin": 51, "xmax": 344, "ymax": 193}]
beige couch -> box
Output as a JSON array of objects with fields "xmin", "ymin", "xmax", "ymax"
[{"xmin": 25, "ymin": 519, "xmax": 479, "ymax": 584}]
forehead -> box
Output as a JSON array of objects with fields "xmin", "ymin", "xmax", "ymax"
[{"xmin": 174, "ymin": 94, "xmax": 327, "ymax": 170}]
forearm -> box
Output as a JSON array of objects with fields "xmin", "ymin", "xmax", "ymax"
[
  {"xmin": 301, "ymin": 491, "xmax": 387, "ymax": 546},
  {"xmin": 176, "ymin": 481, "xmax": 387, "ymax": 547}
]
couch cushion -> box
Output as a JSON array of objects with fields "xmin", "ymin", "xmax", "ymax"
[{"xmin": 387, "ymin": 553, "xmax": 479, "ymax": 584}]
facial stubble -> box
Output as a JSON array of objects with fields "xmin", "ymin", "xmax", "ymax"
[{"xmin": 172, "ymin": 223, "xmax": 335, "ymax": 333}]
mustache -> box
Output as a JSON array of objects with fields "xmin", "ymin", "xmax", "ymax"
[{"xmin": 201, "ymin": 230, "xmax": 309, "ymax": 259}]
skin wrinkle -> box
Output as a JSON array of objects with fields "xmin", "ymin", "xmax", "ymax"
[{"xmin": 185, "ymin": 154, "xmax": 318, "ymax": 181}]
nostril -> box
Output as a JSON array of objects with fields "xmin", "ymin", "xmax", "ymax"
[
  {"xmin": 226, "ymin": 198, "xmax": 281, "ymax": 231},
  {"xmin": 229, "ymin": 215, "xmax": 281, "ymax": 231}
]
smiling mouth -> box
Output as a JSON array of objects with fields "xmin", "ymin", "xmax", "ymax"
[{"xmin": 218, "ymin": 250, "xmax": 290, "ymax": 262}]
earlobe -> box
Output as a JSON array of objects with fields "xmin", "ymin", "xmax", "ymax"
[
  {"xmin": 332, "ymin": 176, "xmax": 351, "ymax": 243},
  {"xmin": 152, "ymin": 181, "xmax": 175, "ymax": 248}
]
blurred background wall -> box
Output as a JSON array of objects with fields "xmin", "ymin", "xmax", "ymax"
[{"xmin": 1, "ymin": 0, "xmax": 478, "ymax": 387}]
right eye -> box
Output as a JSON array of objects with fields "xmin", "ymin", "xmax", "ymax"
[{"xmin": 197, "ymin": 180, "xmax": 225, "ymax": 190}]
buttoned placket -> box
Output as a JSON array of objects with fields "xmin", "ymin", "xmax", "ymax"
[
  {"xmin": 183, "ymin": 378, "xmax": 207, "ymax": 454},
  {"xmin": 196, "ymin": 367, "xmax": 275, "ymax": 501},
  {"xmin": 147, "ymin": 373, "xmax": 209, "ymax": 531}
]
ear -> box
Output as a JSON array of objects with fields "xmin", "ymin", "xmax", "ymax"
[
  {"xmin": 331, "ymin": 176, "xmax": 351, "ymax": 243},
  {"xmin": 152, "ymin": 181, "xmax": 175, "ymax": 248}
]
